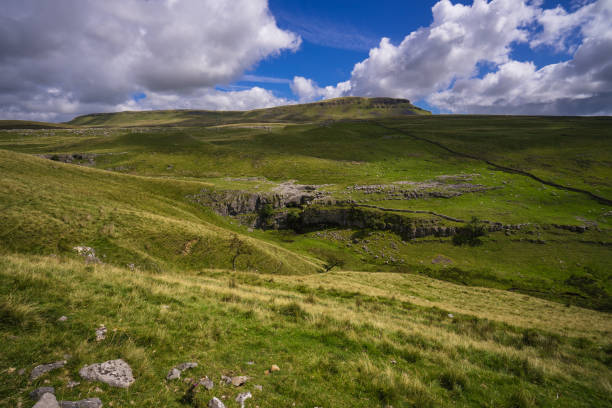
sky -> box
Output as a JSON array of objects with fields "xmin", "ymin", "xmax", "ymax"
[{"xmin": 1, "ymin": 0, "xmax": 611, "ymax": 121}]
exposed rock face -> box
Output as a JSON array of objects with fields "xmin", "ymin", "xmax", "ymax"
[
  {"xmin": 41, "ymin": 153, "xmax": 97, "ymax": 166},
  {"xmin": 79, "ymin": 359, "xmax": 134, "ymax": 388},
  {"xmin": 31, "ymin": 361, "xmax": 67, "ymax": 380},
  {"xmin": 33, "ymin": 393, "xmax": 60, "ymax": 408},
  {"xmin": 289, "ymin": 206, "xmax": 458, "ymax": 240},
  {"xmin": 188, "ymin": 181, "xmax": 327, "ymax": 218}
]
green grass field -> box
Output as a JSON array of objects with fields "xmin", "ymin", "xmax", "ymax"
[{"xmin": 1, "ymin": 100, "xmax": 611, "ymax": 407}]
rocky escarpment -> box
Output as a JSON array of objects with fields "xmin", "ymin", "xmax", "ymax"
[
  {"xmin": 188, "ymin": 182, "xmax": 329, "ymax": 217},
  {"xmin": 188, "ymin": 182, "xmax": 591, "ymax": 240}
]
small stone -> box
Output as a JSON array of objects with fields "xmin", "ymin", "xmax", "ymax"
[
  {"xmin": 18, "ymin": 368, "xmax": 26, "ymax": 375},
  {"xmin": 208, "ymin": 397, "xmax": 226, "ymax": 408},
  {"xmin": 199, "ymin": 377, "xmax": 214, "ymax": 390},
  {"xmin": 79, "ymin": 359, "xmax": 135, "ymax": 388},
  {"xmin": 166, "ymin": 368, "xmax": 181, "ymax": 380},
  {"xmin": 58, "ymin": 316, "xmax": 68, "ymax": 322},
  {"xmin": 390, "ymin": 359, "xmax": 397, "ymax": 364},
  {"xmin": 236, "ymin": 392, "xmax": 252, "ymax": 408},
  {"xmin": 231, "ymin": 376, "xmax": 248, "ymax": 387},
  {"xmin": 31, "ymin": 361, "xmax": 67, "ymax": 380},
  {"xmin": 7, "ymin": 367, "xmax": 15, "ymax": 373},
  {"xmin": 175, "ymin": 362, "xmax": 198, "ymax": 371},
  {"xmin": 30, "ymin": 387, "xmax": 55, "ymax": 401},
  {"xmin": 33, "ymin": 393, "xmax": 60, "ymax": 408},
  {"xmin": 270, "ymin": 364, "xmax": 280, "ymax": 372},
  {"xmin": 67, "ymin": 381, "xmax": 80, "ymax": 388},
  {"xmin": 94, "ymin": 387, "xmax": 103, "ymax": 393},
  {"xmin": 59, "ymin": 398, "xmax": 103, "ymax": 408},
  {"xmin": 246, "ymin": 361, "xmax": 255, "ymax": 365},
  {"xmin": 448, "ymin": 313, "xmax": 454, "ymax": 319},
  {"xmin": 264, "ymin": 370, "xmax": 270, "ymax": 375},
  {"xmin": 254, "ymin": 384, "xmax": 263, "ymax": 391},
  {"xmin": 220, "ymin": 375, "xmax": 232, "ymax": 385},
  {"xmin": 95, "ymin": 325, "xmax": 107, "ymax": 342}
]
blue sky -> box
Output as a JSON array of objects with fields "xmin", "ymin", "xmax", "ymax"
[
  {"xmin": 1, "ymin": 0, "xmax": 610, "ymax": 120},
  {"xmin": 234, "ymin": 0, "xmax": 588, "ymax": 112}
]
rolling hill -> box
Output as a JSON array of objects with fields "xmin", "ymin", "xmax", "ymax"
[
  {"xmin": 67, "ymin": 97, "xmax": 430, "ymax": 127},
  {"xmin": 1, "ymin": 101, "xmax": 611, "ymax": 407}
]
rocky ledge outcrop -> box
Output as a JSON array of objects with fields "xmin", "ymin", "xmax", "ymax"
[{"xmin": 188, "ymin": 181, "xmax": 328, "ymax": 217}]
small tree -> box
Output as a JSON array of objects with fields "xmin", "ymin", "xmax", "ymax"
[
  {"xmin": 322, "ymin": 254, "xmax": 345, "ymax": 272},
  {"xmin": 228, "ymin": 234, "xmax": 252, "ymax": 271}
]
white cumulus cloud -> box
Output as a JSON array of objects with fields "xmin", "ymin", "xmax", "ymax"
[
  {"xmin": 300, "ymin": 0, "xmax": 612, "ymax": 115},
  {"xmin": 0, "ymin": 0, "xmax": 300, "ymax": 121}
]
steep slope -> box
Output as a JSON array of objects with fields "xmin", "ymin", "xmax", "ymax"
[
  {"xmin": 0, "ymin": 150, "xmax": 320, "ymax": 274},
  {"xmin": 67, "ymin": 97, "xmax": 430, "ymax": 127}
]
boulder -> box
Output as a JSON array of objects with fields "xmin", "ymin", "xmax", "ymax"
[
  {"xmin": 79, "ymin": 359, "xmax": 134, "ymax": 388},
  {"xmin": 33, "ymin": 393, "xmax": 60, "ymax": 408},
  {"xmin": 231, "ymin": 376, "xmax": 248, "ymax": 386},
  {"xmin": 30, "ymin": 387, "xmax": 55, "ymax": 401}
]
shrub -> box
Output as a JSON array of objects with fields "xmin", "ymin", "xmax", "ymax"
[{"xmin": 452, "ymin": 217, "xmax": 487, "ymax": 246}]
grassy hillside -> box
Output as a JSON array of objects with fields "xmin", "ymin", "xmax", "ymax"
[
  {"xmin": 0, "ymin": 150, "xmax": 320, "ymax": 275},
  {"xmin": 1, "ymin": 254, "xmax": 610, "ymax": 407},
  {"xmin": 0, "ymin": 120, "xmax": 74, "ymax": 130},
  {"xmin": 1, "ymin": 106, "xmax": 611, "ymax": 407},
  {"xmin": 67, "ymin": 97, "xmax": 430, "ymax": 127}
]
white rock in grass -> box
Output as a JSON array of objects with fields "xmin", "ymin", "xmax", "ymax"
[
  {"xmin": 166, "ymin": 368, "xmax": 181, "ymax": 380},
  {"xmin": 236, "ymin": 392, "xmax": 252, "ymax": 408},
  {"xmin": 79, "ymin": 359, "xmax": 134, "ymax": 388},
  {"xmin": 95, "ymin": 325, "xmax": 107, "ymax": 341},
  {"xmin": 208, "ymin": 397, "xmax": 226, "ymax": 408},
  {"xmin": 33, "ymin": 393, "xmax": 60, "ymax": 408}
]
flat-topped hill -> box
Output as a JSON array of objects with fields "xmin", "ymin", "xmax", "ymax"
[{"xmin": 66, "ymin": 97, "xmax": 430, "ymax": 127}]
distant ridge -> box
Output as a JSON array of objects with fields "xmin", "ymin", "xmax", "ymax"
[
  {"xmin": 66, "ymin": 97, "xmax": 430, "ymax": 127},
  {"xmin": 0, "ymin": 120, "xmax": 75, "ymax": 129}
]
